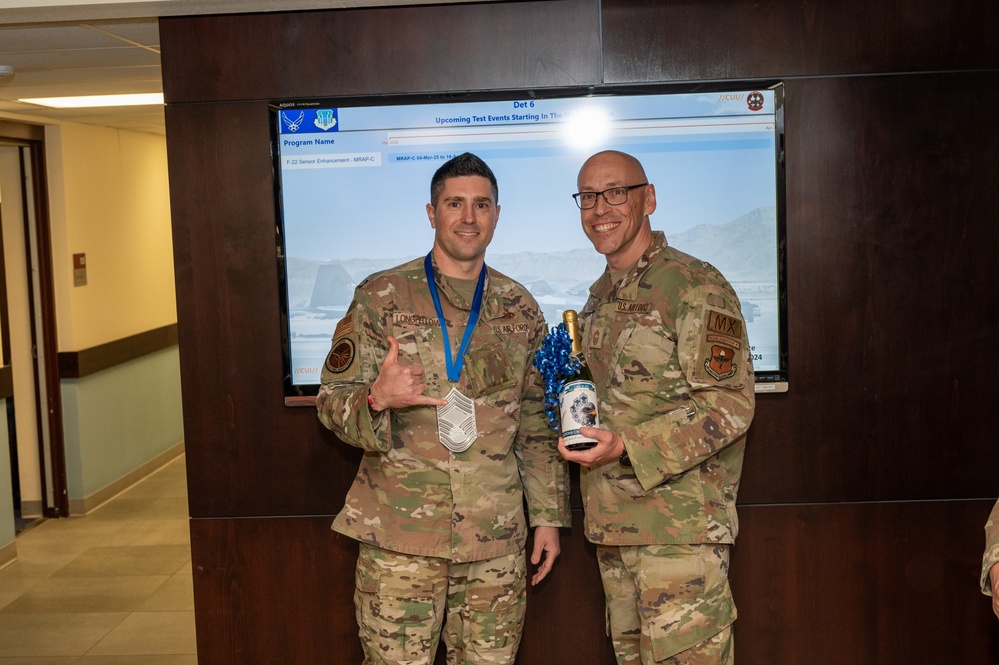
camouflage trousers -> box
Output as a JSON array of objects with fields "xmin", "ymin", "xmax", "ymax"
[
  {"xmin": 354, "ymin": 543, "xmax": 527, "ymax": 665},
  {"xmin": 597, "ymin": 543, "xmax": 736, "ymax": 665}
]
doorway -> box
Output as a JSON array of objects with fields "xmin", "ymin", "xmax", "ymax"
[{"xmin": 0, "ymin": 121, "xmax": 67, "ymax": 527}]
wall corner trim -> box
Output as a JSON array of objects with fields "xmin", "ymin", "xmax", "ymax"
[{"xmin": 58, "ymin": 323, "xmax": 179, "ymax": 379}]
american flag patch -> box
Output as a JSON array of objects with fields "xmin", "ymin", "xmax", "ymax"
[{"xmin": 333, "ymin": 315, "xmax": 353, "ymax": 339}]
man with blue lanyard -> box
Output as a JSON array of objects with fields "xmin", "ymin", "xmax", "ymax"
[{"xmin": 317, "ymin": 152, "xmax": 570, "ymax": 665}]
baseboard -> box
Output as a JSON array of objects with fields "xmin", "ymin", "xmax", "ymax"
[
  {"xmin": 0, "ymin": 539, "xmax": 16, "ymax": 570},
  {"xmin": 69, "ymin": 441, "xmax": 186, "ymax": 516},
  {"xmin": 19, "ymin": 500, "xmax": 43, "ymax": 519}
]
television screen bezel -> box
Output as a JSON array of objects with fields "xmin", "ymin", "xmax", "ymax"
[{"xmin": 269, "ymin": 81, "xmax": 789, "ymax": 403}]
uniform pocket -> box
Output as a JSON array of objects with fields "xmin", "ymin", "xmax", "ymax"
[
  {"xmin": 648, "ymin": 579, "xmax": 736, "ymax": 661},
  {"xmin": 464, "ymin": 341, "xmax": 517, "ymax": 398},
  {"xmin": 464, "ymin": 555, "xmax": 527, "ymax": 652},
  {"xmin": 610, "ymin": 322, "xmax": 676, "ymax": 408},
  {"xmin": 403, "ymin": 327, "xmax": 447, "ymax": 398},
  {"xmin": 354, "ymin": 546, "xmax": 442, "ymax": 661}
]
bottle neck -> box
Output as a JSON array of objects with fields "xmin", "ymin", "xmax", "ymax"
[{"xmin": 565, "ymin": 321, "xmax": 583, "ymax": 356}]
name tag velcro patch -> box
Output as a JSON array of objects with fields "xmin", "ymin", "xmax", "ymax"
[
  {"xmin": 616, "ymin": 302, "xmax": 652, "ymax": 313},
  {"xmin": 392, "ymin": 313, "xmax": 442, "ymax": 327},
  {"xmin": 491, "ymin": 323, "xmax": 530, "ymax": 335}
]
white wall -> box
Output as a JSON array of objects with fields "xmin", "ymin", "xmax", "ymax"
[{"xmin": 48, "ymin": 123, "xmax": 177, "ymax": 350}]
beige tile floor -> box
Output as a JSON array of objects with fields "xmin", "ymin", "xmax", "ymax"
[{"xmin": 0, "ymin": 456, "xmax": 197, "ymax": 664}]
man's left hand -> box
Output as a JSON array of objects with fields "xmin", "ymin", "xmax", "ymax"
[{"xmin": 530, "ymin": 526, "xmax": 561, "ymax": 586}]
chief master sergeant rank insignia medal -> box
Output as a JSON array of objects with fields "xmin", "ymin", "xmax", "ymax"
[
  {"xmin": 425, "ymin": 252, "xmax": 484, "ymax": 454},
  {"xmin": 436, "ymin": 388, "xmax": 477, "ymax": 453}
]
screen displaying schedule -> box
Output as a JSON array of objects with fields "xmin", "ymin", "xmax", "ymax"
[{"xmin": 272, "ymin": 86, "xmax": 787, "ymax": 393}]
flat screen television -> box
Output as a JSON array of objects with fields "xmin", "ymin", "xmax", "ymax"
[{"xmin": 270, "ymin": 83, "xmax": 788, "ymax": 403}]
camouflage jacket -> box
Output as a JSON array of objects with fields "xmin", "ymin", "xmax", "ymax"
[
  {"xmin": 578, "ymin": 231, "xmax": 755, "ymax": 546},
  {"xmin": 316, "ymin": 254, "xmax": 570, "ymax": 563},
  {"xmin": 981, "ymin": 499, "xmax": 999, "ymax": 594}
]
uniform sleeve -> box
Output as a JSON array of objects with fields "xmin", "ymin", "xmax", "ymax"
[
  {"xmin": 981, "ymin": 499, "xmax": 999, "ymax": 595},
  {"xmin": 515, "ymin": 318, "xmax": 571, "ymax": 528},
  {"xmin": 315, "ymin": 286, "xmax": 392, "ymax": 452},
  {"xmin": 621, "ymin": 284, "xmax": 756, "ymax": 492}
]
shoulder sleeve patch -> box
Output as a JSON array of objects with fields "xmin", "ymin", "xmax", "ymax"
[
  {"xmin": 688, "ymin": 307, "xmax": 746, "ymax": 387},
  {"xmin": 322, "ymin": 311, "xmax": 359, "ymax": 377},
  {"xmin": 704, "ymin": 344, "xmax": 738, "ymax": 381},
  {"xmin": 324, "ymin": 338, "xmax": 356, "ymax": 374}
]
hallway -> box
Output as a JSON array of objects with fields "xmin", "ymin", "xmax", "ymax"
[{"xmin": 0, "ymin": 455, "xmax": 196, "ymax": 663}]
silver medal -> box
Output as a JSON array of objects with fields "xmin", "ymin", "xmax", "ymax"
[{"xmin": 437, "ymin": 387, "xmax": 477, "ymax": 453}]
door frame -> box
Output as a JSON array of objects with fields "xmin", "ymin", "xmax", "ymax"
[{"xmin": 0, "ymin": 120, "xmax": 68, "ymax": 518}]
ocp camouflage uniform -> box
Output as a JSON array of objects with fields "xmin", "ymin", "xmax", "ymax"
[
  {"xmin": 316, "ymin": 254, "xmax": 570, "ymax": 664},
  {"xmin": 579, "ymin": 231, "xmax": 755, "ymax": 664},
  {"xmin": 980, "ymin": 499, "xmax": 999, "ymax": 595}
]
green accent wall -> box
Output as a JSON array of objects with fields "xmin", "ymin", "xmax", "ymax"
[{"xmin": 61, "ymin": 347, "xmax": 184, "ymax": 500}]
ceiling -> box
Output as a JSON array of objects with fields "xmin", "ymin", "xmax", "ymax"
[
  {"xmin": 0, "ymin": 18, "xmax": 166, "ymax": 135},
  {"xmin": 0, "ymin": 0, "xmax": 478, "ymax": 136}
]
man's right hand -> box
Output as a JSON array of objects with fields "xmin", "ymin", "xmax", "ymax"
[{"xmin": 368, "ymin": 336, "xmax": 448, "ymax": 411}]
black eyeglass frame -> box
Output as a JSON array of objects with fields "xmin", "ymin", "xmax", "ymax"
[{"xmin": 572, "ymin": 183, "xmax": 649, "ymax": 209}]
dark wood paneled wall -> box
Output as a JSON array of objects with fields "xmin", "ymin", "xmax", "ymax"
[{"xmin": 161, "ymin": 1, "xmax": 999, "ymax": 662}]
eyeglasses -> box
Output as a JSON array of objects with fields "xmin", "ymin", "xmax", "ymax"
[{"xmin": 572, "ymin": 183, "xmax": 649, "ymax": 210}]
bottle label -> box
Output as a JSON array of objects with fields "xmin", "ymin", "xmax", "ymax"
[{"xmin": 559, "ymin": 379, "xmax": 599, "ymax": 446}]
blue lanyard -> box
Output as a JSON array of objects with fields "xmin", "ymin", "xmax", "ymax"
[{"xmin": 424, "ymin": 251, "xmax": 486, "ymax": 383}]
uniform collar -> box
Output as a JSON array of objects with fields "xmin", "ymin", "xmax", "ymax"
[
  {"xmin": 426, "ymin": 252, "xmax": 506, "ymax": 321},
  {"xmin": 589, "ymin": 231, "xmax": 669, "ymax": 302}
]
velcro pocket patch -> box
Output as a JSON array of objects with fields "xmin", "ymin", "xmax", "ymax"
[{"xmin": 465, "ymin": 341, "xmax": 517, "ymax": 397}]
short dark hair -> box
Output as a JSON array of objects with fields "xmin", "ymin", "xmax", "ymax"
[{"xmin": 430, "ymin": 152, "xmax": 499, "ymax": 206}]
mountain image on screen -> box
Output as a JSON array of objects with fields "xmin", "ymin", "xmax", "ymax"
[{"xmin": 289, "ymin": 205, "xmax": 775, "ymax": 317}]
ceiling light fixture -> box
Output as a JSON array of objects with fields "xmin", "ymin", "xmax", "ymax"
[{"xmin": 18, "ymin": 93, "xmax": 164, "ymax": 108}]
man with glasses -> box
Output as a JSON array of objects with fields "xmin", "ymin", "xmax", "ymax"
[
  {"xmin": 561, "ymin": 150, "xmax": 755, "ymax": 664},
  {"xmin": 317, "ymin": 152, "xmax": 570, "ymax": 664}
]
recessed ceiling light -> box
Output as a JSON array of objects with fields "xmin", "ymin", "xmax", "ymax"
[{"xmin": 18, "ymin": 93, "xmax": 164, "ymax": 109}]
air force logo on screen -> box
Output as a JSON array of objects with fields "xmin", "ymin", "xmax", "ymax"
[
  {"xmin": 314, "ymin": 109, "xmax": 338, "ymax": 131},
  {"xmin": 280, "ymin": 109, "xmax": 337, "ymax": 133},
  {"xmin": 281, "ymin": 110, "xmax": 305, "ymax": 132}
]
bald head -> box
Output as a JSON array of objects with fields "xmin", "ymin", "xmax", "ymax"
[{"xmin": 577, "ymin": 150, "xmax": 648, "ymax": 190}]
